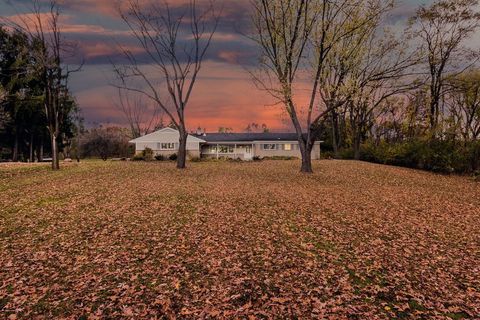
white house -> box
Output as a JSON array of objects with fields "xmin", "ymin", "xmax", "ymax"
[
  {"xmin": 129, "ymin": 127, "xmax": 205, "ymax": 158},
  {"xmin": 129, "ymin": 127, "xmax": 322, "ymax": 160}
]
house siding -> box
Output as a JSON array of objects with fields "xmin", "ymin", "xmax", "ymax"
[
  {"xmin": 199, "ymin": 142, "xmax": 321, "ymax": 160},
  {"xmin": 135, "ymin": 141, "xmax": 200, "ymax": 153},
  {"xmin": 254, "ymin": 142, "xmax": 321, "ymax": 159}
]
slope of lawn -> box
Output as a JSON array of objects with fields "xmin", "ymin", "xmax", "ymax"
[{"xmin": 0, "ymin": 160, "xmax": 479, "ymax": 319}]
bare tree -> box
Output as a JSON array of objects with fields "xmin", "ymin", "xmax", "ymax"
[
  {"xmin": 345, "ymin": 28, "xmax": 419, "ymax": 159},
  {"xmin": 447, "ymin": 70, "xmax": 480, "ymax": 141},
  {"xmin": 113, "ymin": 0, "xmax": 220, "ymax": 169},
  {"xmin": 218, "ymin": 126, "xmax": 233, "ymax": 133},
  {"xmin": 115, "ymin": 89, "xmax": 164, "ymax": 139},
  {"xmin": 250, "ymin": 0, "xmax": 392, "ymax": 173},
  {"xmin": 245, "ymin": 122, "xmax": 269, "ymax": 133},
  {"xmin": 411, "ymin": 0, "xmax": 480, "ymax": 131},
  {"xmin": 319, "ymin": 3, "xmax": 394, "ymax": 157}
]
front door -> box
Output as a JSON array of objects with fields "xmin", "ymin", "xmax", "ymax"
[{"xmin": 244, "ymin": 145, "xmax": 253, "ymax": 160}]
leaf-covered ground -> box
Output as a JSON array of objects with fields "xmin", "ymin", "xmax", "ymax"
[{"xmin": 0, "ymin": 160, "xmax": 479, "ymax": 319}]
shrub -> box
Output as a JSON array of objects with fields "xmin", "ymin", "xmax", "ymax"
[
  {"xmin": 252, "ymin": 156, "xmax": 262, "ymax": 161},
  {"xmin": 142, "ymin": 148, "xmax": 154, "ymax": 161},
  {"xmin": 190, "ymin": 156, "xmax": 202, "ymax": 162},
  {"xmin": 80, "ymin": 126, "xmax": 131, "ymax": 160},
  {"xmin": 169, "ymin": 153, "xmax": 178, "ymax": 161},
  {"xmin": 262, "ymin": 156, "xmax": 297, "ymax": 160},
  {"xmin": 155, "ymin": 154, "xmax": 166, "ymax": 161},
  {"xmin": 321, "ymin": 151, "xmax": 335, "ymax": 159},
  {"xmin": 132, "ymin": 154, "xmax": 144, "ymax": 161},
  {"xmin": 357, "ymin": 139, "xmax": 480, "ymax": 174},
  {"xmin": 338, "ymin": 148, "xmax": 355, "ymax": 160}
]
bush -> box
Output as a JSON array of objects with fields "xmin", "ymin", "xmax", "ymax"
[
  {"xmin": 155, "ymin": 154, "xmax": 166, "ymax": 161},
  {"xmin": 262, "ymin": 156, "xmax": 297, "ymax": 160},
  {"xmin": 321, "ymin": 151, "xmax": 335, "ymax": 159},
  {"xmin": 80, "ymin": 126, "xmax": 131, "ymax": 160},
  {"xmin": 132, "ymin": 154, "xmax": 144, "ymax": 161},
  {"xmin": 142, "ymin": 148, "xmax": 154, "ymax": 161},
  {"xmin": 252, "ymin": 156, "xmax": 262, "ymax": 161},
  {"xmin": 337, "ymin": 148, "xmax": 355, "ymax": 160},
  {"xmin": 190, "ymin": 156, "xmax": 202, "ymax": 162},
  {"xmin": 169, "ymin": 153, "xmax": 178, "ymax": 161},
  {"xmin": 358, "ymin": 139, "xmax": 479, "ymax": 174}
]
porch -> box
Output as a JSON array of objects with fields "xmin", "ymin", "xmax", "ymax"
[{"xmin": 201, "ymin": 143, "xmax": 254, "ymax": 160}]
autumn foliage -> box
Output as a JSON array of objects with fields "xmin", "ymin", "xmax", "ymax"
[{"xmin": 0, "ymin": 161, "xmax": 479, "ymax": 318}]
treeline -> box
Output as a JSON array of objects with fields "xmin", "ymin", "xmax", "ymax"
[
  {"xmin": 0, "ymin": 2, "xmax": 81, "ymax": 169},
  {"xmin": 0, "ymin": 27, "xmax": 78, "ymax": 162},
  {"xmin": 320, "ymin": 69, "xmax": 480, "ymax": 173}
]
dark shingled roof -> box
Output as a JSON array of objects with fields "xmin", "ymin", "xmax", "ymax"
[{"xmin": 193, "ymin": 132, "xmax": 309, "ymax": 142}]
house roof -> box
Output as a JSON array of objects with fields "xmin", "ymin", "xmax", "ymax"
[
  {"xmin": 129, "ymin": 127, "xmax": 206, "ymax": 143},
  {"xmin": 193, "ymin": 132, "xmax": 317, "ymax": 142},
  {"xmin": 129, "ymin": 128, "xmax": 322, "ymax": 144}
]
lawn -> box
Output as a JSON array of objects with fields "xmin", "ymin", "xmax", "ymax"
[{"xmin": 0, "ymin": 160, "xmax": 479, "ymax": 319}]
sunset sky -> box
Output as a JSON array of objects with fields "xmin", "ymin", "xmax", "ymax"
[{"xmin": 1, "ymin": 0, "xmax": 434, "ymax": 132}]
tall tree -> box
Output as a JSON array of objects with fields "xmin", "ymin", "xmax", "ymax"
[
  {"xmin": 411, "ymin": 0, "xmax": 480, "ymax": 131},
  {"xmin": 345, "ymin": 28, "xmax": 418, "ymax": 159},
  {"xmin": 447, "ymin": 70, "xmax": 480, "ymax": 141},
  {"xmin": 0, "ymin": 27, "xmax": 44, "ymax": 162},
  {"xmin": 114, "ymin": 0, "xmax": 220, "ymax": 169},
  {"xmin": 3, "ymin": 0, "xmax": 81, "ymax": 169},
  {"xmin": 250, "ymin": 0, "xmax": 392, "ymax": 172}
]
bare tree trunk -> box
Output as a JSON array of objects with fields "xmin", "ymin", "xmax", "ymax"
[
  {"xmin": 29, "ymin": 132, "xmax": 34, "ymax": 162},
  {"xmin": 36, "ymin": 138, "xmax": 44, "ymax": 162},
  {"xmin": 353, "ymin": 131, "xmax": 361, "ymax": 160},
  {"xmin": 299, "ymin": 141, "xmax": 313, "ymax": 173},
  {"xmin": 300, "ymin": 152, "xmax": 313, "ymax": 173},
  {"xmin": 76, "ymin": 131, "xmax": 81, "ymax": 162},
  {"xmin": 12, "ymin": 131, "xmax": 19, "ymax": 162},
  {"xmin": 331, "ymin": 111, "xmax": 340, "ymax": 158},
  {"xmin": 51, "ymin": 134, "xmax": 59, "ymax": 170},
  {"xmin": 177, "ymin": 129, "xmax": 188, "ymax": 169}
]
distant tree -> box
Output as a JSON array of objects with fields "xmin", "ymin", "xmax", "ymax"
[
  {"xmin": 114, "ymin": 0, "xmax": 220, "ymax": 169},
  {"xmin": 218, "ymin": 127, "xmax": 233, "ymax": 133},
  {"xmin": 0, "ymin": 27, "xmax": 47, "ymax": 162},
  {"xmin": 245, "ymin": 122, "xmax": 269, "ymax": 133},
  {"xmin": 447, "ymin": 70, "xmax": 480, "ymax": 142},
  {"xmin": 80, "ymin": 127, "xmax": 130, "ymax": 160},
  {"xmin": 411, "ymin": 0, "xmax": 480, "ymax": 131},
  {"xmin": 115, "ymin": 89, "xmax": 163, "ymax": 139},
  {"xmin": 345, "ymin": 29, "xmax": 418, "ymax": 159}
]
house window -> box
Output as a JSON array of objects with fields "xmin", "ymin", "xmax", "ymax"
[
  {"xmin": 207, "ymin": 145, "xmax": 217, "ymax": 153},
  {"xmin": 262, "ymin": 144, "xmax": 277, "ymax": 150},
  {"xmin": 284, "ymin": 144, "xmax": 292, "ymax": 151},
  {"xmin": 160, "ymin": 143, "xmax": 175, "ymax": 150},
  {"xmin": 219, "ymin": 145, "xmax": 234, "ymax": 153}
]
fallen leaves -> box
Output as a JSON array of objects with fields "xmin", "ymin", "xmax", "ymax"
[{"xmin": 0, "ymin": 160, "xmax": 479, "ymax": 318}]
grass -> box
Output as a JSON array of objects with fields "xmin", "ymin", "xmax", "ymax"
[{"xmin": 0, "ymin": 160, "xmax": 479, "ymax": 319}]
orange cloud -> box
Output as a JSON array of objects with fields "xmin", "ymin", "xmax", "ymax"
[{"xmin": 5, "ymin": 12, "xmax": 129, "ymax": 36}]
